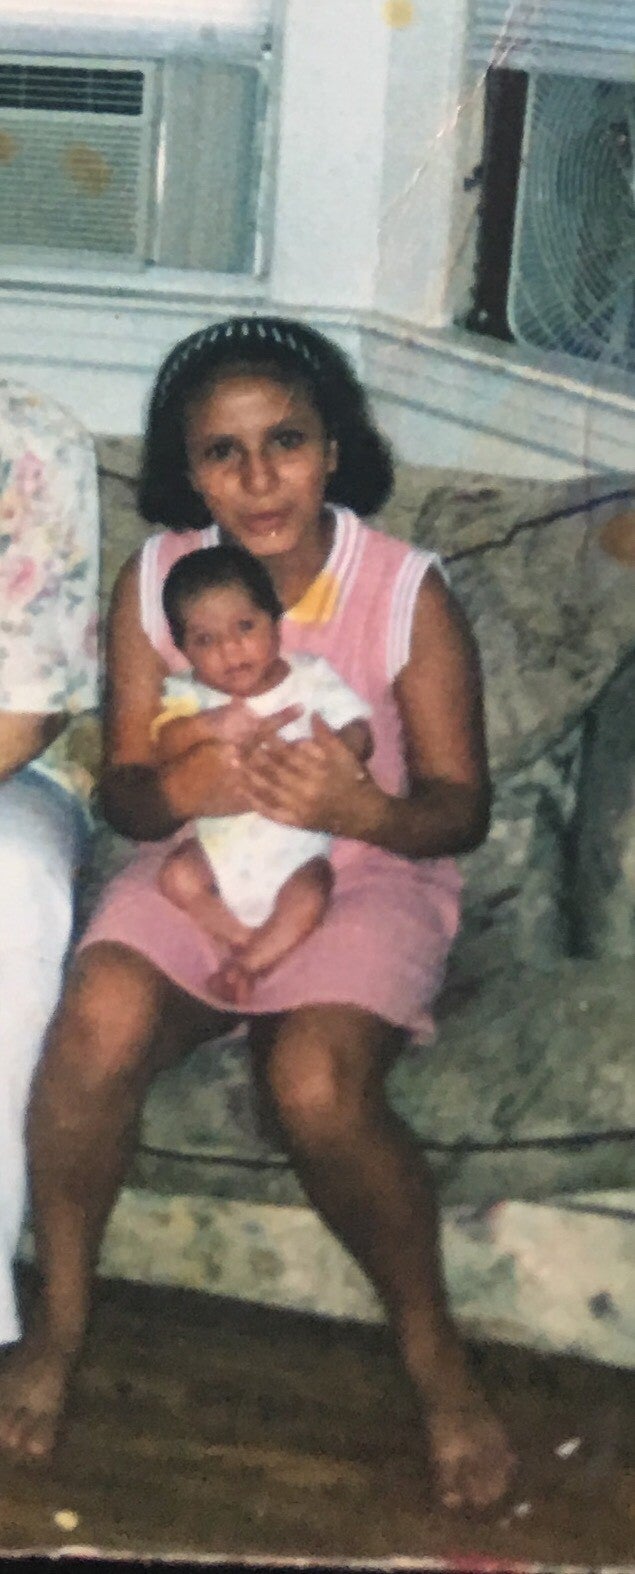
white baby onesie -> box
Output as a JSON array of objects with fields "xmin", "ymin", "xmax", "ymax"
[{"xmin": 161, "ymin": 654, "xmax": 371, "ymax": 927}]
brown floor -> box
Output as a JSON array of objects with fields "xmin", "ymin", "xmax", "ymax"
[{"xmin": 0, "ymin": 1270, "xmax": 633, "ymax": 1570}]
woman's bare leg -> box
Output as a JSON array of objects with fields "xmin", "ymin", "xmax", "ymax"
[
  {"xmin": 0, "ymin": 942, "xmax": 232, "ymax": 1460},
  {"xmin": 251, "ymin": 1005, "xmax": 517, "ymax": 1512}
]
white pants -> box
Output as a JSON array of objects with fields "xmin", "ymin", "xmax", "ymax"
[{"xmin": 0, "ymin": 769, "xmax": 87, "ymax": 1347}]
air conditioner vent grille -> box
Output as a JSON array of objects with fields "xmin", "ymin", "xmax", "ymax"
[
  {"xmin": 0, "ymin": 117, "xmax": 146, "ymax": 254},
  {"xmin": 0, "ymin": 63, "xmax": 144, "ymax": 116}
]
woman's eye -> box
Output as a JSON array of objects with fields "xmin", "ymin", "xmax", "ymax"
[
  {"xmin": 238, "ymin": 619, "xmax": 255, "ymax": 633},
  {"xmin": 205, "ymin": 438, "xmax": 235, "ymax": 462},
  {"xmin": 274, "ymin": 428, "xmax": 304, "ymax": 451}
]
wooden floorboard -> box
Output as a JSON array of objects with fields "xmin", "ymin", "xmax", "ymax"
[{"xmin": 0, "ymin": 1270, "xmax": 633, "ymax": 1569}]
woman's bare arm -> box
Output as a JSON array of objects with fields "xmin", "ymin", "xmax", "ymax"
[
  {"xmin": 100, "ymin": 554, "xmax": 250, "ymax": 839},
  {"xmin": 358, "ymin": 568, "xmax": 491, "ymax": 856},
  {"xmin": 244, "ymin": 569, "xmax": 490, "ymax": 859}
]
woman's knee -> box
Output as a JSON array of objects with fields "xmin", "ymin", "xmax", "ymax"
[
  {"xmin": 264, "ymin": 1009, "xmax": 390, "ymax": 1149},
  {"xmin": 48, "ymin": 944, "xmax": 166, "ymax": 1089}
]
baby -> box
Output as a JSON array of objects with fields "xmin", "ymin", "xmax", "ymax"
[{"xmin": 153, "ymin": 545, "xmax": 373, "ymax": 1004}]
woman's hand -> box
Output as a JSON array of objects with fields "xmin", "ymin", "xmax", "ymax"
[
  {"xmin": 239, "ymin": 565, "xmax": 492, "ymax": 861},
  {"xmin": 161, "ymin": 705, "xmax": 305, "ymax": 822},
  {"xmin": 155, "ymin": 702, "xmax": 303, "ymax": 764},
  {"xmin": 243, "ymin": 713, "xmax": 382, "ymax": 838},
  {"xmin": 161, "ymin": 735, "xmax": 248, "ymax": 820},
  {"xmin": 201, "ymin": 701, "xmax": 303, "ymax": 749}
]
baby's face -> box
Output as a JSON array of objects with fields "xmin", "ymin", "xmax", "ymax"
[{"xmin": 180, "ymin": 583, "xmax": 281, "ymax": 697}]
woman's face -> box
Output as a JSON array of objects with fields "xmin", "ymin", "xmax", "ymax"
[{"xmin": 184, "ymin": 372, "xmax": 337, "ymax": 563}]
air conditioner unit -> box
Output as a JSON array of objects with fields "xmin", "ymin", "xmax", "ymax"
[{"xmin": 0, "ymin": 50, "xmax": 267, "ymax": 273}]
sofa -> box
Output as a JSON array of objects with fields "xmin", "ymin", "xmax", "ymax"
[{"xmin": 29, "ymin": 440, "xmax": 635, "ymax": 1370}]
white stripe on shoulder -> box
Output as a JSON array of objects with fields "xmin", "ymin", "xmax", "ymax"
[
  {"xmin": 139, "ymin": 533, "xmax": 162, "ymax": 646},
  {"xmin": 387, "ymin": 550, "xmax": 447, "ymax": 681},
  {"xmin": 330, "ymin": 510, "xmax": 365, "ymax": 624},
  {"xmin": 325, "ymin": 509, "xmax": 350, "ymax": 580},
  {"xmin": 140, "ymin": 526, "xmax": 218, "ymax": 647}
]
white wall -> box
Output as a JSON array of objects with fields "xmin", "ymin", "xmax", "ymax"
[
  {"xmin": 363, "ymin": 324, "xmax": 635, "ymax": 478},
  {"xmin": 0, "ymin": 0, "xmax": 634, "ymax": 478},
  {"xmin": 375, "ymin": 0, "xmax": 470, "ymax": 325},
  {"xmin": 270, "ymin": 0, "xmax": 388, "ymax": 308}
]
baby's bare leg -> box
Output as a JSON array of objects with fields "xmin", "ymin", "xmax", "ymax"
[
  {"xmin": 236, "ymin": 857, "xmax": 333, "ymax": 985},
  {"xmin": 158, "ymin": 839, "xmax": 250, "ymax": 949}
]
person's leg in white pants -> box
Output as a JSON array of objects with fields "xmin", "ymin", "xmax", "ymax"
[{"xmin": 0, "ymin": 769, "xmax": 87, "ymax": 1348}]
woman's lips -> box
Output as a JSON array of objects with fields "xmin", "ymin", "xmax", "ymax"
[{"xmin": 245, "ymin": 512, "xmax": 287, "ymax": 534}]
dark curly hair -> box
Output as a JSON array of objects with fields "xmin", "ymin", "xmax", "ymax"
[
  {"xmin": 138, "ymin": 315, "xmax": 395, "ymax": 530},
  {"xmin": 162, "ymin": 544, "xmax": 283, "ymax": 651}
]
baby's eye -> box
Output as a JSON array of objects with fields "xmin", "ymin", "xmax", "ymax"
[
  {"xmin": 194, "ymin": 632, "xmax": 215, "ymax": 647},
  {"xmin": 237, "ymin": 619, "xmax": 255, "ymax": 632}
]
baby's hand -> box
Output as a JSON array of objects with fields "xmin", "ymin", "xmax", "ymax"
[{"xmin": 241, "ymin": 705, "xmax": 304, "ymax": 755}]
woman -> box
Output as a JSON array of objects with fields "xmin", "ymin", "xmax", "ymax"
[
  {"xmin": 0, "ymin": 317, "xmax": 516, "ymax": 1510},
  {"xmin": 0, "ymin": 381, "xmax": 98, "ymax": 1359}
]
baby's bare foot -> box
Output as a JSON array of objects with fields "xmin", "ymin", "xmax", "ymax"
[
  {"xmin": 208, "ymin": 960, "xmax": 254, "ymax": 1006},
  {"xmin": 0, "ymin": 1336, "xmax": 73, "ymax": 1460}
]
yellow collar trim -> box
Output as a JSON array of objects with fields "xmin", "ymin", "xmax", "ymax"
[{"xmin": 287, "ymin": 568, "xmax": 340, "ymax": 625}]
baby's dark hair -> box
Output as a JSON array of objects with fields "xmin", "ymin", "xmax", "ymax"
[
  {"xmin": 163, "ymin": 544, "xmax": 283, "ymax": 650},
  {"xmin": 139, "ymin": 315, "xmax": 394, "ymax": 530}
]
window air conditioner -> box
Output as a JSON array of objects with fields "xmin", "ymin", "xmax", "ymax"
[{"xmin": 0, "ymin": 51, "xmax": 267, "ymax": 273}]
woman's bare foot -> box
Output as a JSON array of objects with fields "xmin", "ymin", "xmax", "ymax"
[
  {"xmin": 425, "ymin": 1388, "xmax": 517, "ymax": 1511},
  {"xmin": 0, "ymin": 1334, "xmax": 73, "ymax": 1461},
  {"xmin": 403, "ymin": 1333, "xmax": 517, "ymax": 1511}
]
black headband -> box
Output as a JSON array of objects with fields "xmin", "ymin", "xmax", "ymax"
[{"xmin": 154, "ymin": 316, "xmax": 325, "ymax": 409}]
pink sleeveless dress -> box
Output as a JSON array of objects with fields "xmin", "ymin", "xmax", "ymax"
[{"xmin": 80, "ymin": 508, "xmax": 463, "ymax": 1036}]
